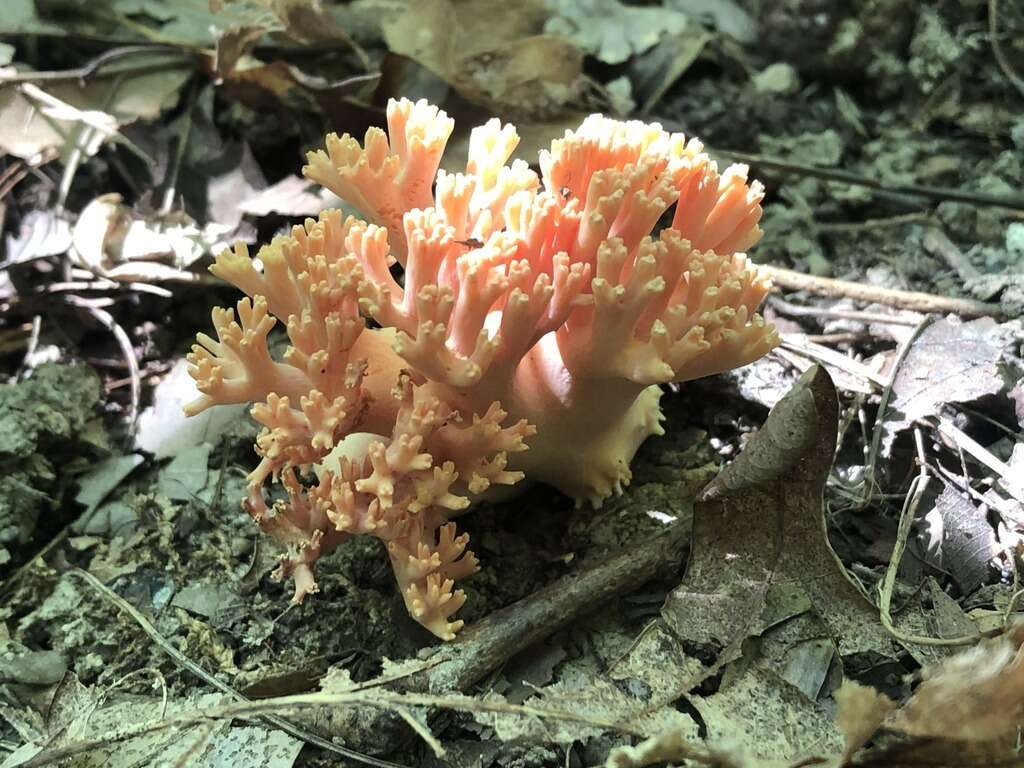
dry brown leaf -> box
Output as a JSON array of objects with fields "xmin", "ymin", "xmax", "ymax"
[
  {"xmin": 70, "ymin": 194, "xmax": 232, "ymax": 279},
  {"xmin": 666, "ymin": 366, "xmax": 895, "ymax": 660},
  {"xmin": 381, "ymin": 0, "xmax": 583, "ymax": 118},
  {"xmin": 886, "ymin": 622, "xmax": 1024, "ymax": 743},
  {"xmin": 0, "ymin": 67, "xmax": 190, "ymax": 163},
  {"xmin": 834, "ymin": 680, "xmax": 896, "ymax": 760}
]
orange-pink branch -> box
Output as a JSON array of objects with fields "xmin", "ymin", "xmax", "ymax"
[{"xmin": 186, "ymin": 99, "xmax": 779, "ymax": 639}]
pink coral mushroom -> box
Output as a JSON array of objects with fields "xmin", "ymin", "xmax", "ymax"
[{"xmin": 186, "ymin": 99, "xmax": 779, "ymax": 639}]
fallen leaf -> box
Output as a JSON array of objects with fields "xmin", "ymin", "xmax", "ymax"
[
  {"xmin": 71, "ymin": 194, "xmax": 234, "ymax": 277},
  {"xmin": 73, "ymin": 454, "xmax": 145, "ymax": 517},
  {"xmin": 834, "ymin": 680, "xmax": 896, "ymax": 760},
  {"xmin": 2, "ymin": 210, "xmax": 72, "ymax": 265},
  {"xmin": 0, "ymin": 64, "xmax": 191, "ymax": 163},
  {"xmin": 691, "ymin": 666, "xmax": 843, "ymax": 759},
  {"xmin": 886, "ymin": 622, "xmax": 1024, "ymax": 743},
  {"xmin": 1, "ymin": 682, "xmax": 303, "ymax": 768},
  {"xmin": 668, "ymin": 0, "xmax": 757, "ymax": 43},
  {"xmin": 625, "ymin": 25, "xmax": 712, "ymax": 114},
  {"xmin": 919, "ymin": 479, "xmax": 999, "ymax": 594},
  {"xmin": 667, "ymin": 366, "xmax": 895, "ymax": 660},
  {"xmin": 238, "ymin": 175, "xmax": 332, "ymax": 217},
  {"xmin": 881, "ymin": 317, "xmax": 1011, "ymax": 454},
  {"xmin": 382, "ymin": 0, "xmax": 583, "ymax": 118},
  {"xmin": 135, "ymin": 358, "xmax": 249, "ymax": 459},
  {"xmin": 156, "ymin": 443, "xmax": 212, "ymax": 501}
]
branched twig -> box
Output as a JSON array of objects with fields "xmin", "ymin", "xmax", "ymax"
[
  {"xmin": 17, "ymin": 685, "xmax": 642, "ymax": 768},
  {"xmin": 768, "ymin": 295, "xmax": 922, "ymax": 327}
]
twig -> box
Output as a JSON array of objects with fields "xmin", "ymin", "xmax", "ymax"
[
  {"xmin": 17, "ymin": 684, "xmax": 642, "ymax": 768},
  {"xmin": 68, "ymin": 569, "xmax": 406, "ymax": 768},
  {"xmin": 713, "ymin": 149, "xmax": 1024, "ymax": 213},
  {"xmin": 862, "ymin": 317, "xmax": 933, "ymax": 504},
  {"xmin": 816, "ymin": 212, "xmax": 934, "ymax": 233},
  {"xmin": 932, "ymin": 417, "xmax": 1024, "ymax": 505},
  {"xmin": 0, "ymin": 159, "xmax": 33, "ymax": 202},
  {"xmin": 393, "ymin": 707, "xmax": 444, "ymax": 759},
  {"xmin": 802, "ymin": 332, "xmax": 866, "ymax": 345},
  {"xmin": 763, "ymin": 264, "xmax": 1003, "ymax": 318},
  {"xmin": 921, "ymin": 227, "xmax": 981, "ymax": 282},
  {"xmin": 779, "ymin": 336, "xmax": 888, "ymax": 388},
  {"xmin": 989, "ymin": 0, "xmax": 1024, "ymax": 98},
  {"xmin": 10, "ymin": 314, "xmax": 42, "ymax": 382},
  {"xmin": 159, "ymin": 82, "xmax": 196, "ymax": 218},
  {"xmin": 19, "ymin": 81, "xmax": 153, "ymax": 168},
  {"xmin": 877, "ymin": 429, "xmax": 980, "ymax": 647},
  {"xmin": 768, "ymin": 295, "xmax": 922, "ymax": 327},
  {"xmin": 46, "ymin": 280, "xmax": 175, "ymax": 298},
  {"xmin": 0, "ymin": 529, "xmax": 70, "ymax": 605},
  {"xmin": 0, "ymin": 45, "xmax": 189, "ymax": 84},
  {"xmin": 417, "ymin": 520, "xmax": 690, "ymax": 693}
]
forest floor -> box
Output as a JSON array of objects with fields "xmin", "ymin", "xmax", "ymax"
[{"xmin": 1, "ymin": 1, "xmax": 1023, "ymax": 766}]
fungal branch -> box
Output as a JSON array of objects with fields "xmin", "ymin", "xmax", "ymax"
[{"xmin": 187, "ymin": 99, "xmax": 779, "ymax": 639}]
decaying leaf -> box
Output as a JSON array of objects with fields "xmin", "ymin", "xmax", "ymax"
[
  {"xmin": 832, "ymin": 623, "xmax": 1024, "ymax": 766},
  {"xmin": 70, "ymin": 194, "xmax": 234, "ymax": 279},
  {"xmin": 886, "ymin": 621, "xmax": 1024, "ymax": 743},
  {"xmin": 237, "ymin": 175, "xmax": 333, "ymax": 218},
  {"xmin": 834, "ymin": 680, "xmax": 896, "ymax": 760},
  {"xmin": 692, "ymin": 666, "xmax": 843, "ymax": 759},
  {"xmin": 668, "ymin": 0, "xmax": 756, "ymax": 43},
  {"xmin": 919, "ymin": 479, "xmax": 999, "ymax": 594},
  {"xmin": 604, "ymin": 728, "xmax": 704, "ymax": 768},
  {"xmin": 669, "ymin": 366, "xmax": 894, "ymax": 660},
  {"xmin": 0, "ymin": 677, "xmax": 303, "ymax": 768},
  {"xmin": 880, "ymin": 316, "xmax": 1011, "ymax": 453},
  {"xmin": 382, "ymin": 0, "xmax": 583, "ymax": 117},
  {"xmin": 625, "ymin": 24, "xmax": 712, "ymax": 113},
  {"xmin": 0, "ymin": 64, "xmax": 191, "ymax": 163},
  {"xmin": 648, "ymin": 367, "xmax": 866, "ymax": 760}
]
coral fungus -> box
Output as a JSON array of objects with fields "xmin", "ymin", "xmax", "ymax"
[{"xmin": 186, "ymin": 99, "xmax": 778, "ymax": 639}]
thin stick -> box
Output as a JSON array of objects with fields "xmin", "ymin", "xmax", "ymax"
[
  {"xmin": 420, "ymin": 520, "xmax": 690, "ymax": 693},
  {"xmin": 394, "ymin": 706, "xmax": 444, "ymax": 759},
  {"xmin": 10, "ymin": 314, "xmax": 42, "ymax": 382},
  {"xmin": 932, "ymin": 417, "xmax": 1024, "ymax": 504},
  {"xmin": 877, "ymin": 429, "xmax": 979, "ymax": 647},
  {"xmin": 922, "ymin": 227, "xmax": 981, "ymax": 281},
  {"xmin": 769, "ymin": 295, "xmax": 922, "ymax": 327},
  {"xmin": 763, "ymin": 265, "xmax": 1003, "ymax": 318},
  {"xmin": 69, "ymin": 569, "xmax": 407, "ymax": 768},
  {"xmin": 18, "ymin": 685, "xmax": 642, "ymax": 768},
  {"xmin": 0, "ymin": 45, "xmax": 189, "ymax": 84},
  {"xmin": 816, "ymin": 212, "xmax": 933, "ymax": 233},
  {"xmin": 862, "ymin": 317, "xmax": 933, "ymax": 504},
  {"xmin": 714, "ymin": 149, "xmax": 1024, "ymax": 213}
]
